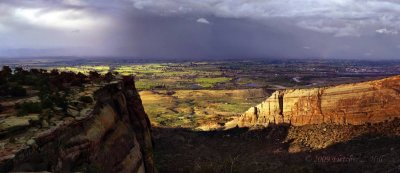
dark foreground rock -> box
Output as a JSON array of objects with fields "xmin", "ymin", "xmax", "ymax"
[
  {"xmin": 0, "ymin": 77, "xmax": 155, "ymax": 173},
  {"xmin": 154, "ymin": 119, "xmax": 400, "ymax": 173}
]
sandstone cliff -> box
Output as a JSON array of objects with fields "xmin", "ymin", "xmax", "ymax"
[
  {"xmin": 0, "ymin": 77, "xmax": 155, "ymax": 173},
  {"xmin": 227, "ymin": 75, "xmax": 400, "ymax": 128}
]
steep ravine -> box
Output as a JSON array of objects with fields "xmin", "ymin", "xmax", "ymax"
[
  {"xmin": 0, "ymin": 77, "xmax": 155, "ymax": 173},
  {"xmin": 226, "ymin": 75, "xmax": 400, "ymax": 128}
]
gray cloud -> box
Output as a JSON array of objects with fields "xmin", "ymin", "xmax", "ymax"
[
  {"xmin": 376, "ymin": 28, "xmax": 398, "ymax": 35},
  {"xmin": 130, "ymin": 0, "xmax": 400, "ymax": 37},
  {"xmin": 0, "ymin": 0, "xmax": 400, "ymax": 59},
  {"xmin": 196, "ymin": 18, "xmax": 210, "ymax": 24}
]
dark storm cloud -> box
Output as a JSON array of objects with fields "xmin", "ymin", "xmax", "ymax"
[
  {"xmin": 109, "ymin": 15, "xmax": 322, "ymax": 58},
  {"xmin": 1, "ymin": 0, "xmax": 400, "ymax": 59}
]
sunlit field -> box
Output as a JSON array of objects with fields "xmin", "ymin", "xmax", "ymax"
[
  {"xmin": 57, "ymin": 65, "xmax": 110, "ymax": 75},
  {"xmin": 54, "ymin": 62, "xmax": 269, "ymax": 90},
  {"xmin": 140, "ymin": 89, "xmax": 269, "ymax": 130}
]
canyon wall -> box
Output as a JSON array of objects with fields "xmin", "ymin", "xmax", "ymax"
[
  {"xmin": 227, "ymin": 75, "xmax": 400, "ymax": 128},
  {"xmin": 0, "ymin": 77, "xmax": 155, "ymax": 173}
]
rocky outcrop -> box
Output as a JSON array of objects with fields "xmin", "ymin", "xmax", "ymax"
[
  {"xmin": 0, "ymin": 77, "xmax": 155, "ymax": 173},
  {"xmin": 227, "ymin": 75, "xmax": 400, "ymax": 128}
]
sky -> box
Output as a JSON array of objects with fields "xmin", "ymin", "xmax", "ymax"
[{"xmin": 0, "ymin": 0, "xmax": 400, "ymax": 59}]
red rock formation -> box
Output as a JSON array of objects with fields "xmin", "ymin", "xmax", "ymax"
[
  {"xmin": 0, "ymin": 77, "xmax": 155, "ymax": 173},
  {"xmin": 226, "ymin": 75, "xmax": 400, "ymax": 128}
]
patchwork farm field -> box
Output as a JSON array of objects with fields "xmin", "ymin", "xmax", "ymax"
[{"xmin": 48, "ymin": 60, "xmax": 391, "ymax": 91}]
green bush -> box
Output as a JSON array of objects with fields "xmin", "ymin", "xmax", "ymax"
[
  {"xmin": 22, "ymin": 75, "xmax": 41, "ymax": 86},
  {"xmin": 0, "ymin": 84, "xmax": 9, "ymax": 96},
  {"xmin": 54, "ymin": 92, "xmax": 69, "ymax": 114},
  {"xmin": 0, "ymin": 66, "xmax": 12, "ymax": 78},
  {"xmin": 0, "ymin": 76, "xmax": 7, "ymax": 85},
  {"xmin": 15, "ymin": 102, "xmax": 42, "ymax": 116},
  {"xmin": 79, "ymin": 96, "xmax": 93, "ymax": 104},
  {"xmin": 38, "ymin": 82, "xmax": 54, "ymax": 109},
  {"xmin": 40, "ymin": 95, "xmax": 54, "ymax": 110},
  {"xmin": 10, "ymin": 85, "xmax": 27, "ymax": 97}
]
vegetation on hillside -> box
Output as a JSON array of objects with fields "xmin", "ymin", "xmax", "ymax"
[{"xmin": 0, "ymin": 66, "xmax": 116, "ymax": 117}]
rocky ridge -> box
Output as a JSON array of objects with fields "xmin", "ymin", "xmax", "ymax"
[
  {"xmin": 0, "ymin": 77, "xmax": 155, "ymax": 173},
  {"xmin": 226, "ymin": 75, "xmax": 400, "ymax": 128}
]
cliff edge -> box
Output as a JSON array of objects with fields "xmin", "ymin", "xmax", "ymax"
[
  {"xmin": 0, "ymin": 77, "xmax": 155, "ymax": 173},
  {"xmin": 227, "ymin": 75, "xmax": 400, "ymax": 128}
]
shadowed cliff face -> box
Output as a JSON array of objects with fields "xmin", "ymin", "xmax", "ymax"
[
  {"xmin": 0, "ymin": 77, "xmax": 155, "ymax": 173},
  {"xmin": 227, "ymin": 75, "xmax": 400, "ymax": 128}
]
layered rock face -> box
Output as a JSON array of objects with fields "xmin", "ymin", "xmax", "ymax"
[
  {"xmin": 0, "ymin": 77, "xmax": 155, "ymax": 173},
  {"xmin": 227, "ymin": 75, "xmax": 400, "ymax": 127}
]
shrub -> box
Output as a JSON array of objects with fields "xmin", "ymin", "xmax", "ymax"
[
  {"xmin": 0, "ymin": 66, "xmax": 12, "ymax": 77},
  {"xmin": 0, "ymin": 76, "xmax": 7, "ymax": 85},
  {"xmin": 89, "ymin": 71, "xmax": 100, "ymax": 79},
  {"xmin": 0, "ymin": 84, "xmax": 10, "ymax": 96},
  {"xmin": 40, "ymin": 95, "xmax": 54, "ymax": 110},
  {"xmin": 104, "ymin": 72, "xmax": 114, "ymax": 82},
  {"xmin": 0, "ymin": 104, "xmax": 3, "ymax": 113},
  {"xmin": 38, "ymin": 82, "xmax": 54, "ymax": 109},
  {"xmin": 54, "ymin": 92, "xmax": 69, "ymax": 114},
  {"xmin": 10, "ymin": 85, "xmax": 27, "ymax": 97},
  {"xmin": 15, "ymin": 102, "xmax": 42, "ymax": 116},
  {"xmin": 79, "ymin": 96, "xmax": 93, "ymax": 104},
  {"xmin": 22, "ymin": 75, "xmax": 40, "ymax": 86}
]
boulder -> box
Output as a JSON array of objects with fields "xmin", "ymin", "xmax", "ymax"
[{"xmin": 0, "ymin": 114, "xmax": 40, "ymax": 135}]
